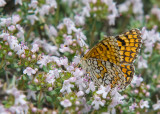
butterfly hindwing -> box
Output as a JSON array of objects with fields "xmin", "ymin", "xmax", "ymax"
[{"xmin": 85, "ymin": 58, "xmax": 126, "ymax": 89}]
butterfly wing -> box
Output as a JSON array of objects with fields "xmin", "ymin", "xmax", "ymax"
[
  {"xmin": 116, "ymin": 29, "xmax": 141, "ymax": 87},
  {"xmin": 83, "ymin": 36, "xmax": 121, "ymax": 66},
  {"xmin": 120, "ymin": 64, "xmax": 135, "ymax": 87},
  {"xmin": 116, "ymin": 29, "xmax": 142, "ymax": 64},
  {"xmin": 82, "ymin": 29, "xmax": 141, "ymax": 89},
  {"xmin": 85, "ymin": 58, "xmax": 125, "ymax": 89}
]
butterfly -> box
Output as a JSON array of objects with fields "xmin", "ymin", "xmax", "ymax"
[{"xmin": 81, "ymin": 29, "xmax": 142, "ymax": 89}]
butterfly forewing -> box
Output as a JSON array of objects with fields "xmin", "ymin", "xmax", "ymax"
[
  {"xmin": 116, "ymin": 29, "xmax": 142, "ymax": 64},
  {"xmin": 120, "ymin": 64, "xmax": 135, "ymax": 86},
  {"xmin": 83, "ymin": 36, "xmax": 121, "ymax": 66}
]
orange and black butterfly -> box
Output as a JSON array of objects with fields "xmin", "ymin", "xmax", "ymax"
[{"xmin": 81, "ymin": 29, "xmax": 142, "ymax": 89}]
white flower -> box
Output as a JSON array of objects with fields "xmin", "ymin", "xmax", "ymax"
[
  {"xmin": 32, "ymin": 38, "xmax": 59, "ymax": 55},
  {"xmin": 57, "ymin": 23, "xmax": 64, "ymax": 29},
  {"xmin": 81, "ymin": 6, "xmax": 90, "ymax": 17},
  {"xmin": 60, "ymin": 99, "xmax": 72, "ymax": 108},
  {"xmin": 8, "ymin": 38, "xmax": 17, "ymax": 51},
  {"xmin": 9, "ymin": 105, "xmax": 28, "ymax": 114},
  {"xmin": 0, "ymin": 17, "xmax": 11, "ymax": 26},
  {"xmin": 23, "ymin": 67, "xmax": 36, "ymax": 76},
  {"xmin": 64, "ymin": 35, "xmax": 73, "ymax": 45},
  {"xmin": 139, "ymin": 100, "xmax": 149, "ymax": 109},
  {"xmin": 76, "ymin": 91, "xmax": 84, "ymax": 97},
  {"xmin": 86, "ymin": 82, "xmax": 95, "ymax": 94},
  {"xmin": 37, "ymin": 55, "xmax": 56, "ymax": 68},
  {"xmin": 75, "ymin": 77, "xmax": 86, "ymax": 91},
  {"xmin": 59, "ymin": 57, "xmax": 68, "ymax": 66},
  {"xmin": 90, "ymin": 0, "xmax": 97, "ymax": 4},
  {"xmin": 73, "ymin": 68, "xmax": 84, "ymax": 77},
  {"xmin": 48, "ymin": 25, "xmax": 58, "ymax": 37},
  {"xmin": 151, "ymin": 6, "xmax": 160, "ymax": 21},
  {"xmin": 141, "ymin": 27, "xmax": 160, "ymax": 57},
  {"xmin": 12, "ymin": 15, "xmax": 21, "ymax": 25},
  {"xmin": 107, "ymin": 14, "xmax": 116, "ymax": 26},
  {"xmin": 27, "ymin": 90, "xmax": 36, "ymax": 100},
  {"xmin": 129, "ymin": 103, "xmax": 138, "ymax": 111},
  {"xmin": 118, "ymin": 1, "xmax": 130, "ymax": 13},
  {"xmin": 109, "ymin": 88, "xmax": 124, "ymax": 108},
  {"xmin": 37, "ymin": 55, "xmax": 49, "ymax": 68},
  {"xmin": 42, "ymin": 42, "xmax": 59, "ymax": 56},
  {"xmin": 118, "ymin": 0, "xmax": 143, "ymax": 21},
  {"xmin": 46, "ymin": 0, "xmax": 57, "ymax": 8},
  {"xmin": 8, "ymin": 25, "xmax": 16, "ymax": 32},
  {"xmin": 75, "ymin": 28, "xmax": 86, "ymax": 41},
  {"xmin": 16, "ymin": 24, "xmax": 24, "ymax": 41},
  {"xmin": 32, "ymin": 38, "xmax": 43, "ymax": 46},
  {"xmin": 15, "ymin": 0, "xmax": 22, "ymax": 5},
  {"xmin": 73, "ymin": 56, "xmax": 80, "ymax": 65},
  {"xmin": 27, "ymin": 13, "xmax": 38, "ymax": 25},
  {"xmin": 74, "ymin": 15, "xmax": 85, "ymax": 26},
  {"xmin": 153, "ymin": 100, "xmax": 160, "ymax": 110},
  {"xmin": 108, "ymin": 1, "xmax": 118, "ymax": 16},
  {"xmin": 6, "ymin": 87, "xmax": 20, "ymax": 97},
  {"xmin": 63, "ymin": 18, "xmax": 77, "ymax": 34},
  {"xmin": 52, "ymin": 111, "xmax": 57, "ymax": 114},
  {"xmin": 60, "ymin": 80, "xmax": 74, "ymax": 93},
  {"xmin": 138, "ymin": 56, "xmax": 148, "ymax": 69},
  {"xmin": 69, "ymin": 77, "xmax": 76, "ymax": 82},
  {"xmin": 92, "ymin": 96, "xmax": 105, "ymax": 110},
  {"xmin": 49, "ymin": 69, "xmax": 61, "ymax": 79},
  {"xmin": 131, "ymin": 75, "xmax": 143, "ymax": 87},
  {"xmin": 46, "ymin": 69, "xmax": 61, "ymax": 84},
  {"xmin": 96, "ymin": 85, "xmax": 111, "ymax": 98},
  {"xmin": 29, "ymin": 0, "xmax": 38, "ymax": 9},
  {"xmin": 75, "ymin": 28, "xmax": 88, "ymax": 47},
  {"xmin": 31, "ymin": 44, "xmax": 39, "ymax": 53},
  {"xmin": 67, "ymin": 65, "xmax": 75, "ymax": 72},
  {"xmin": 14, "ymin": 44, "xmax": 25, "ymax": 55},
  {"xmin": 39, "ymin": 5, "xmax": 50, "ymax": 16},
  {"xmin": 0, "ymin": 104, "xmax": 8, "ymax": 113},
  {"xmin": 46, "ymin": 71, "xmax": 56, "ymax": 84},
  {"xmin": 15, "ymin": 94, "xmax": 27, "ymax": 105},
  {"xmin": 132, "ymin": 0, "xmax": 143, "ymax": 15},
  {"xmin": 6, "ymin": 87, "xmax": 27, "ymax": 105},
  {"xmin": 59, "ymin": 44, "xmax": 71, "ymax": 53},
  {"xmin": 102, "ymin": 0, "xmax": 119, "ymax": 25},
  {"xmin": 0, "ymin": 0, "xmax": 6, "ymax": 7}
]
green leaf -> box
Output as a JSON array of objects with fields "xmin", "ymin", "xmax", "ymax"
[
  {"xmin": 28, "ymin": 85, "xmax": 36, "ymax": 90},
  {"xmin": 48, "ymin": 90, "xmax": 57, "ymax": 96},
  {"xmin": 46, "ymin": 95, "xmax": 52, "ymax": 102},
  {"xmin": 87, "ymin": 100, "xmax": 92, "ymax": 105},
  {"xmin": 43, "ymin": 66, "xmax": 48, "ymax": 72},
  {"xmin": 36, "ymin": 86, "xmax": 41, "ymax": 90}
]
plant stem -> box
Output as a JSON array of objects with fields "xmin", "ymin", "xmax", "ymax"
[
  {"xmin": 38, "ymin": 89, "xmax": 42, "ymax": 108},
  {"xmin": 0, "ymin": 58, "xmax": 5, "ymax": 69}
]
